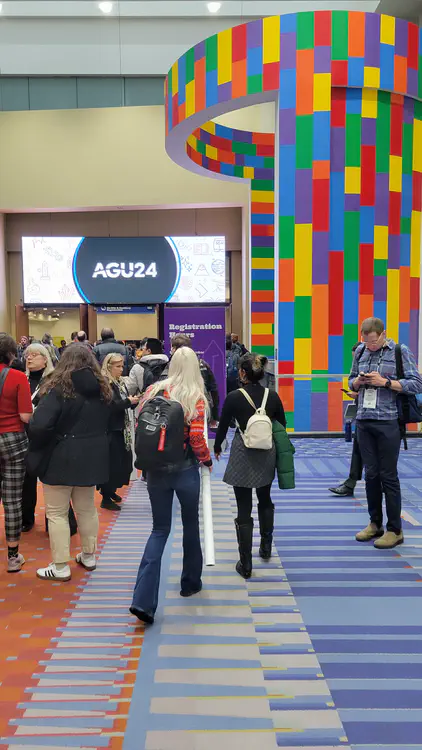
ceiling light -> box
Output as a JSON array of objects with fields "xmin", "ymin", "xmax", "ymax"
[
  {"xmin": 0, "ymin": 5, "xmax": 3, "ymax": 12},
  {"xmin": 98, "ymin": 2, "xmax": 113, "ymax": 13},
  {"xmin": 207, "ymin": 2, "xmax": 222, "ymax": 13}
]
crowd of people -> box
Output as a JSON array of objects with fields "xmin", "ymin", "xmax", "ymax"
[{"xmin": 0, "ymin": 315, "xmax": 419, "ymax": 625}]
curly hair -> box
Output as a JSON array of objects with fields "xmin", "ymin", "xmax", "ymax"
[{"xmin": 38, "ymin": 343, "xmax": 112, "ymax": 402}]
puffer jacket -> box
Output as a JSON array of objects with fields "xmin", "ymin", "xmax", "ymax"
[{"xmin": 272, "ymin": 421, "xmax": 295, "ymax": 489}]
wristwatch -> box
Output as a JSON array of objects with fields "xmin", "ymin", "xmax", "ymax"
[{"xmin": 384, "ymin": 377, "xmax": 392, "ymax": 389}]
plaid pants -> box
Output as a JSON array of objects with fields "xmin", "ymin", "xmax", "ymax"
[{"xmin": 0, "ymin": 432, "xmax": 28, "ymax": 542}]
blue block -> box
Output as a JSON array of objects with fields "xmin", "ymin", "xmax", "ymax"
[
  {"xmin": 402, "ymin": 173, "xmax": 412, "ymax": 218},
  {"xmin": 329, "ymin": 335, "xmax": 343, "ymax": 373},
  {"xmin": 400, "ymin": 233, "xmax": 411, "ymax": 266},
  {"xmin": 374, "ymin": 300, "xmax": 387, "ymax": 322},
  {"xmin": 313, "ymin": 111, "xmax": 330, "ymax": 160},
  {"xmin": 348, "ymin": 58, "xmax": 365, "ymax": 89},
  {"xmin": 178, "ymin": 55, "xmax": 186, "ymax": 104},
  {"xmin": 279, "ymin": 144, "xmax": 296, "ymax": 216},
  {"xmin": 329, "ymin": 171, "xmax": 345, "ymax": 250},
  {"xmin": 244, "ymin": 155, "xmax": 269, "ymax": 168},
  {"xmin": 206, "ymin": 69, "xmax": 218, "ymax": 107},
  {"xmin": 279, "ymin": 68, "xmax": 296, "ymax": 109},
  {"xmin": 360, "ymin": 206, "xmax": 375, "ymax": 244},
  {"xmin": 252, "ymin": 213, "xmax": 275, "ymax": 224},
  {"xmin": 346, "ymin": 87, "xmax": 362, "ymax": 114},
  {"xmin": 248, "ymin": 46, "xmax": 263, "ymax": 77},
  {"xmin": 278, "ymin": 303, "xmax": 294, "ymax": 360},
  {"xmin": 215, "ymin": 123, "xmax": 233, "ymax": 139},
  {"xmin": 399, "ymin": 322, "xmax": 410, "ymax": 346},
  {"xmin": 280, "ymin": 14, "xmax": 297, "ymax": 32},
  {"xmin": 220, "ymin": 163, "xmax": 235, "ymax": 176},
  {"xmin": 380, "ymin": 42, "xmax": 395, "ymax": 92},
  {"xmin": 252, "ymin": 269, "xmax": 273, "ymax": 281},
  {"xmin": 294, "ymin": 380, "xmax": 311, "ymax": 431},
  {"xmin": 344, "ymin": 281, "xmax": 359, "ymax": 326}
]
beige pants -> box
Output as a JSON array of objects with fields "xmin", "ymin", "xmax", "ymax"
[{"xmin": 43, "ymin": 484, "xmax": 99, "ymax": 564}]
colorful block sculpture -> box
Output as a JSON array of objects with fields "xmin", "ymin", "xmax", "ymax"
[{"xmin": 165, "ymin": 11, "xmax": 422, "ymax": 432}]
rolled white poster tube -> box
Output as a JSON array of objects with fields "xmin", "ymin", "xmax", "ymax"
[{"xmin": 201, "ymin": 411, "xmax": 215, "ymax": 566}]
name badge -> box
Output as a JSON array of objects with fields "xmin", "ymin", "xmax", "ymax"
[{"xmin": 363, "ymin": 388, "xmax": 377, "ymax": 410}]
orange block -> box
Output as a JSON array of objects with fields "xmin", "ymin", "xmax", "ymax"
[
  {"xmin": 328, "ymin": 381, "xmax": 343, "ymax": 431},
  {"xmin": 252, "ymin": 132, "xmax": 275, "ymax": 146},
  {"xmin": 394, "ymin": 55, "xmax": 408, "ymax": 94},
  {"xmin": 358, "ymin": 293, "xmax": 374, "ymax": 324},
  {"xmin": 232, "ymin": 58, "xmax": 247, "ymax": 98},
  {"xmin": 400, "ymin": 265, "xmax": 411, "ymax": 322},
  {"xmin": 279, "ymin": 259, "xmax": 294, "ymax": 301},
  {"xmin": 296, "ymin": 49, "xmax": 314, "ymax": 116},
  {"xmin": 279, "ymin": 382, "xmax": 294, "ymax": 412},
  {"xmin": 251, "ymin": 334, "xmax": 274, "ymax": 346},
  {"xmin": 252, "ymin": 202, "xmax": 274, "ymax": 214},
  {"xmin": 195, "ymin": 57, "xmax": 206, "ymax": 113},
  {"xmin": 313, "ymin": 160, "xmax": 330, "ymax": 180},
  {"xmin": 252, "ymin": 312, "xmax": 274, "ymax": 323},
  {"xmin": 312, "ymin": 285, "xmax": 328, "ymax": 370},
  {"xmin": 252, "ymin": 290, "xmax": 274, "ymax": 302},
  {"xmin": 348, "ymin": 11, "xmax": 365, "ymax": 57}
]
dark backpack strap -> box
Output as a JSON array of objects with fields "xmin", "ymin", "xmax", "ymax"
[
  {"xmin": 0, "ymin": 367, "xmax": 10, "ymax": 399},
  {"xmin": 395, "ymin": 343, "xmax": 409, "ymax": 450},
  {"xmin": 356, "ymin": 344, "xmax": 365, "ymax": 362},
  {"xmin": 395, "ymin": 343, "xmax": 404, "ymax": 380}
]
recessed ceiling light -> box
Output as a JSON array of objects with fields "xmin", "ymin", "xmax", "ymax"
[
  {"xmin": 207, "ymin": 2, "xmax": 222, "ymax": 13},
  {"xmin": 0, "ymin": 4, "xmax": 3, "ymax": 12},
  {"xmin": 98, "ymin": 1, "xmax": 113, "ymax": 13}
]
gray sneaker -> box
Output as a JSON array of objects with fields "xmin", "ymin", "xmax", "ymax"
[{"xmin": 8, "ymin": 553, "xmax": 25, "ymax": 573}]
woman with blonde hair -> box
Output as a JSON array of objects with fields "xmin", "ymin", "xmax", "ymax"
[
  {"xmin": 130, "ymin": 346, "xmax": 212, "ymax": 625},
  {"xmin": 99, "ymin": 353, "xmax": 139, "ymax": 512}
]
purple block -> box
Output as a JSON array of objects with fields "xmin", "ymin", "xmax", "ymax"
[
  {"xmin": 295, "ymin": 169, "xmax": 313, "ymax": 223},
  {"xmin": 194, "ymin": 40, "xmax": 205, "ymax": 62},
  {"xmin": 345, "ymin": 194, "xmax": 361, "ymax": 212},
  {"xmin": 247, "ymin": 18, "xmax": 262, "ymax": 49},
  {"xmin": 314, "ymin": 45, "xmax": 331, "ymax": 74},
  {"xmin": 395, "ymin": 18, "xmax": 409, "ymax": 58},
  {"xmin": 312, "ymin": 232, "xmax": 329, "ymax": 284},
  {"xmin": 375, "ymin": 173, "xmax": 389, "ymax": 225},
  {"xmin": 252, "ymin": 236, "xmax": 273, "ymax": 247},
  {"xmin": 233, "ymin": 128, "xmax": 253, "ymax": 143},
  {"xmin": 200, "ymin": 129, "xmax": 211, "ymax": 145},
  {"xmin": 251, "ymin": 302, "xmax": 274, "ymax": 313},
  {"xmin": 235, "ymin": 153, "xmax": 245, "ymax": 166},
  {"xmin": 361, "ymin": 117, "xmax": 376, "ymax": 146},
  {"xmin": 311, "ymin": 392, "xmax": 328, "ymax": 432},
  {"xmin": 410, "ymin": 308, "xmax": 419, "ymax": 362},
  {"xmin": 374, "ymin": 274, "xmax": 387, "ymax": 302},
  {"xmin": 331, "ymin": 127, "xmax": 345, "ymax": 172},
  {"xmin": 280, "ymin": 32, "xmax": 297, "ymax": 69},
  {"xmin": 403, "ymin": 95, "xmax": 415, "ymax": 124},
  {"xmin": 279, "ymin": 108, "xmax": 296, "ymax": 145},
  {"xmin": 407, "ymin": 67, "xmax": 418, "ymax": 98},
  {"xmin": 254, "ymin": 168, "xmax": 275, "ymax": 180},
  {"xmin": 218, "ymin": 81, "xmax": 232, "ymax": 103},
  {"xmin": 365, "ymin": 13, "xmax": 380, "ymax": 68},
  {"xmin": 388, "ymin": 234, "xmax": 400, "ymax": 269}
]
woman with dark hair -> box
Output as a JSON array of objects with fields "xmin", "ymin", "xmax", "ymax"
[
  {"xmin": 0, "ymin": 335, "xmax": 33, "ymax": 572},
  {"xmin": 27, "ymin": 344, "xmax": 112, "ymax": 581},
  {"xmin": 214, "ymin": 353, "xmax": 286, "ymax": 579}
]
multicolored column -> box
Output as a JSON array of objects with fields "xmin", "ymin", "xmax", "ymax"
[{"xmin": 165, "ymin": 11, "xmax": 422, "ymax": 432}]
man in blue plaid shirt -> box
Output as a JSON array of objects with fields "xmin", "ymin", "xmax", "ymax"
[{"xmin": 349, "ymin": 317, "xmax": 422, "ymax": 549}]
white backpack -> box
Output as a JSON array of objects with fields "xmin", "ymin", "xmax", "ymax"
[{"xmin": 238, "ymin": 388, "xmax": 273, "ymax": 450}]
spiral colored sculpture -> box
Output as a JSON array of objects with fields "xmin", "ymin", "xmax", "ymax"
[{"xmin": 165, "ymin": 11, "xmax": 422, "ymax": 431}]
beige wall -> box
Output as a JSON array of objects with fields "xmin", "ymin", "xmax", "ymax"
[
  {"xmin": 96, "ymin": 312, "xmax": 157, "ymax": 341},
  {"xmin": 29, "ymin": 310, "xmax": 80, "ymax": 344}
]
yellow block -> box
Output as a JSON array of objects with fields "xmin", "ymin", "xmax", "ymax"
[
  {"xmin": 252, "ymin": 323, "xmax": 273, "ymax": 335},
  {"xmin": 252, "ymin": 257, "xmax": 274, "ymax": 269},
  {"xmin": 205, "ymin": 145, "xmax": 218, "ymax": 161},
  {"xmin": 413, "ymin": 119, "xmax": 422, "ymax": 173},
  {"xmin": 374, "ymin": 225, "xmax": 389, "ymax": 260},
  {"xmin": 380, "ymin": 14, "xmax": 395, "ymax": 46},
  {"xmin": 251, "ymin": 190, "xmax": 274, "ymax": 203},
  {"xmin": 345, "ymin": 166, "xmax": 361, "ymax": 194},
  {"xmin": 218, "ymin": 28, "xmax": 232, "ymax": 85},
  {"xmin": 313, "ymin": 73, "xmax": 331, "ymax": 112},
  {"xmin": 386, "ymin": 269, "xmax": 399, "ymax": 343},
  {"xmin": 389, "ymin": 155, "xmax": 402, "ymax": 193},
  {"xmin": 361, "ymin": 88, "xmax": 378, "ymax": 119},
  {"xmin": 263, "ymin": 15, "xmax": 280, "ymax": 64},
  {"xmin": 411, "ymin": 209, "xmax": 422, "ymax": 278},
  {"xmin": 294, "ymin": 224, "xmax": 312, "ymax": 295},
  {"xmin": 201, "ymin": 121, "xmax": 216, "ymax": 135},
  {"xmin": 294, "ymin": 338, "xmax": 312, "ymax": 374},
  {"xmin": 244, "ymin": 166, "xmax": 255, "ymax": 179},
  {"xmin": 185, "ymin": 80, "xmax": 195, "ymax": 118},
  {"xmin": 171, "ymin": 61, "xmax": 178, "ymax": 95},
  {"xmin": 364, "ymin": 66, "xmax": 380, "ymax": 89},
  {"xmin": 186, "ymin": 133, "xmax": 197, "ymax": 148}
]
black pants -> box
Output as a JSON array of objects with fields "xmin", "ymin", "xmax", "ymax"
[
  {"xmin": 357, "ymin": 419, "xmax": 402, "ymax": 533},
  {"xmin": 22, "ymin": 472, "xmax": 38, "ymax": 527},
  {"xmin": 234, "ymin": 484, "xmax": 273, "ymax": 524},
  {"xmin": 344, "ymin": 437, "xmax": 363, "ymax": 490}
]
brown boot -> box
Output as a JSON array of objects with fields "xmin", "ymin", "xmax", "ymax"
[
  {"xmin": 355, "ymin": 523, "xmax": 384, "ymax": 542},
  {"xmin": 374, "ymin": 530, "xmax": 404, "ymax": 549}
]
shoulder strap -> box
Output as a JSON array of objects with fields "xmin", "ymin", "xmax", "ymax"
[
  {"xmin": 239, "ymin": 388, "xmax": 257, "ymax": 411},
  {"xmin": 260, "ymin": 388, "xmax": 269, "ymax": 411},
  {"xmin": 356, "ymin": 344, "xmax": 365, "ymax": 362},
  {"xmin": 0, "ymin": 368, "xmax": 10, "ymax": 399},
  {"xmin": 395, "ymin": 343, "xmax": 404, "ymax": 380}
]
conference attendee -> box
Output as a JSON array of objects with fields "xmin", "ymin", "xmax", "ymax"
[
  {"xmin": 160, "ymin": 333, "xmax": 220, "ymax": 425},
  {"xmin": 349, "ymin": 317, "xmax": 422, "ymax": 549},
  {"xmin": 99, "ymin": 353, "xmax": 139, "ymax": 512},
  {"xmin": 127, "ymin": 338, "xmax": 169, "ymax": 394},
  {"xmin": 41, "ymin": 333, "xmax": 59, "ymax": 367},
  {"xmin": 130, "ymin": 346, "xmax": 212, "ymax": 625},
  {"xmin": 27, "ymin": 344, "xmax": 112, "ymax": 581},
  {"xmin": 70, "ymin": 331, "xmax": 78, "ymax": 343},
  {"xmin": 17, "ymin": 336, "xmax": 29, "ymax": 362},
  {"xmin": 59, "ymin": 339, "xmax": 67, "ymax": 356},
  {"xmin": 226, "ymin": 335, "xmax": 240, "ymax": 394},
  {"xmin": 214, "ymin": 353, "xmax": 286, "ymax": 579},
  {"xmin": 0, "ymin": 335, "xmax": 33, "ymax": 572},
  {"xmin": 231, "ymin": 334, "xmax": 247, "ymax": 356},
  {"xmin": 93, "ymin": 328, "xmax": 132, "ymax": 376}
]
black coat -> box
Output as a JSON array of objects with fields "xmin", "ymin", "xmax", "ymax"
[
  {"xmin": 27, "ymin": 368, "xmax": 110, "ymax": 487},
  {"xmin": 108, "ymin": 382, "xmax": 131, "ymax": 432},
  {"xmin": 92, "ymin": 339, "xmax": 132, "ymax": 376}
]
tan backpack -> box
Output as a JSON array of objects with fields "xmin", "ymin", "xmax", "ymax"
[{"xmin": 237, "ymin": 388, "xmax": 273, "ymax": 450}]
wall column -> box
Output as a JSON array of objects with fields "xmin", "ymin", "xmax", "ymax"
[{"xmin": 0, "ymin": 215, "xmax": 9, "ymax": 333}]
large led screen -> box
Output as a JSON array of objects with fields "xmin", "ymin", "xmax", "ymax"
[{"xmin": 22, "ymin": 236, "xmax": 226, "ymax": 305}]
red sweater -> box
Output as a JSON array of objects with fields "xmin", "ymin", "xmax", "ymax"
[{"xmin": 0, "ymin": 364, "xmax": 33, "ymax": 434}]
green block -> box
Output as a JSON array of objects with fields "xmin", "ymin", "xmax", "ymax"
[
  {"xmin": 294, "ymin": 296, "xmax": 312, "ymax": 338},
  {"xmin": 296, "ymin": 117, "xmax": 313, "ymax": 169},
  {"xmin": 254, "ymin": 345, "xmax": 274, "ymax": 358},
  {"xmin": 185, "ymin": 47, "xmax": 195, "ymax": 84},
  {"xmin": 279, "ymin": 216, "xmax": 295, "ymax": 259},
  {"xmin": 313, "ymin": 369, "xmax": 329, "ymax": 375},
  {"xmin": 401, "ymin": 216, "xmax": 411, "ymax": 235},
  {"xmin": 253, "ymin": 247, "xmax": 275, "ymax": 258},
  {"xmin": 205, "ymin": 35, "xmax": 218, "ymax": 71},
  {"xmin": 402, "ymin": 123, "xmax": 413, "ymax": 175},
  {"xmin": 234, "ymin": 165, "xmax": 244, "ymax": 178},
  {"xmin": 345, "ymin": 114, "xmax": 361, "ymax": 167},
  {"xmin": 233, "ymin": 141, "xmax": 257, "ymax": 156},
  {"xmin": 247, "ymin": 74, "xmax": 263, "ymax": 95},
  {"xmin": 168, "ymin": 67, "xmax": 173, "ymax": 96},
  {"xmin": 332, "ymin": 11, "xmax": 349, "ymax": 61},
  {"xmin": 284, "ymin": 411, "xmax": 294, "ymax": 430},
  {"xmin": 297, "ymin": 11, "xmax": 314, "ymax": 50},
  {"xmin": 343, "ymin": 324, "xmax": 359, "ymax": 373},
  {"xmin": 253, "ymin": 279, "xmax": 274, "ymax": 291},
  {"xmin": 376, "ymin": 91, "xmax": 391, "ymax": 173},
  {"xmin": 344, "ymin": 212, "xmax": 359, "ymax": 281},
  {"xmin": 196, "ymin": 140, "xmax": 206, "ymax": 155},
  {"xmin": 415, "ymin": 98, "xmax": 422, "ymax": 121},
  {"xmin": 418, "ymin": 61, "xmax": 422, "ymax": 103},
  {"xmin": 251, "ymin": 179, "xmax": 274, "ymax": 191},
  {"xmin": 264, "ymin": 157, "xmax": 275, "ymax": 168},
  {"xmin": 374, "ymin": 259, "xmax": 388, "ymax": 276},
  {"xmin": 311, "ymin": 377, "xmax": 328, "ymax": 394}
]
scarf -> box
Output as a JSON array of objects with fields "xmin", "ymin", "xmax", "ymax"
[{"xmin": 115, "ymin": 378, "xmax": 132, "ymax": 452}]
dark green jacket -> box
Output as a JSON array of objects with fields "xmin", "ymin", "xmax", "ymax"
[{"xmin": 272, "ymin": 421, "xmax": 295, "ymax": 489}]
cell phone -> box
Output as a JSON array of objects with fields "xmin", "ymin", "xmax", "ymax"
[
  {"xmin": 360, "ymin": 372, "xmax": 369, "ymax": 377},
  {"xmin": 341, "ymin": 388, "xmax": 351, "ymax": 394}
]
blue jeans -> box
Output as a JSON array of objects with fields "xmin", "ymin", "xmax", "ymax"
[{"xmin": 131, "ymin": 465, "xmax": 202, "ymax": 616}]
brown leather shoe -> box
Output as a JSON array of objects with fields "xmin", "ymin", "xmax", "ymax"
[
  {"xmin": 355, "ymin": 523, "xmax": 384, "ymax": 542},
  {"xmin": 374, "ymin": 531, "xmax": 404, "ymax": 549}
]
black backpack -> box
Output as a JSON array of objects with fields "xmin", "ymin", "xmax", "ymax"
[
  {"xmin": 395, "ymin": 343, "xmax": 422, "ymax": 449},
  {"xmin": 135, "ymin": 395, "xmax": 185, "ymax": 471},
  {"xmin": 140, "ymin": 360, "xmax": 168, "ymax": 392}
]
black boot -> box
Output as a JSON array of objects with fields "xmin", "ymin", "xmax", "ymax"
[
  {"xmin": 235, "ymin": 518, "xmax": 253, "ymax": 579},
  {"xmin": 258, "ymin": 503, "xmax": 274, "ymax": 560}
]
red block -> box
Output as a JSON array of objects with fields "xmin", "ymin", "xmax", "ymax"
[
  {"xmin": 329, "ymin": 252, "xmax": 344, "ymax": 335},
  {"xmin": 172, "ymin": 95, "xmax": 179, "ymax": 127},
  {"xmin": 232, "ymin": 23, "xmax": 247, "ymax": 62},
  {"xmin": 331, "ymin": 87, "xmax": 346, "ymax": 128},
  {"xmin": 389, "ymin": 191, "xmax": 401, "ymax": 235},
  {"xmin": 208, "ymin": 159, "xmax": 221, "ymax": 174},
  {"xmin": 256, "ymin": 144, "xmax": 275, "ymax": 156},
  {"xmin": 312, "ymin": 178, "xmax": 329, "ymax": 232},
  {"xmin": 314, "ymin": 10, "xmax": 331, "ymax": 46},
  {"xmin": 408, "ymin": 23, "xmax": 419, "ymax": 70},
  {"xmin": 390, "ymin": 99, "xmax": 403, "ymax": 156},
  {"xmin": 331, "ymin": 60, "xmax": 348, "ymax": 87},
  {"xmin": 361, "ymin": 145, "xmax": 376, "ymax": 206},
  {"xmin": 413, "ymin": 171, "xmax": 422, "ymax": 211},
  {"xmin": 278, "ymin": 361, "xmax": 294, "ymax": 375},
  {"xmin": 359, "ymin": 243, "xmax": 374, "ymax": 295},
  {"xmin": 263, "ymin": 61, "xmax": 280, "ymax": 91},
  {"xmin": 410, "ymin": 277, "xmax": 420, "ymax": 309},
  {"xmin": 210, "ymin": 134, "xmax": 231, "ymax": 151}
]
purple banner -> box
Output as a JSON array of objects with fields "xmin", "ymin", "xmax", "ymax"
[{"xmin": 163, "ymin": 306, "xmax": 226, "ymax": 415}]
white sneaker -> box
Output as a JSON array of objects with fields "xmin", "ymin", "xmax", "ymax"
[
  {"xmin": 8, "ymin": 553, "xmax": 25, "ymax": 573},
  {"xmin": 36, "ymin": 562, "xmax": 71, "ymax": 581},
  {"xmin": 76, "ymin": 552, "xmax": 96, "ymax": 571}
]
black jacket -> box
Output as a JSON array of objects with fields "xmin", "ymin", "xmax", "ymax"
[
  {"xmin": 214, "ymin": 383, "xmax": 286, "ymax": 454},
  {"xmin": 109, "ymin": 382, "xmax": 131, "ymax": 432},
  {"xmin": 92, "ymin": 339, "xmax": 132, "ymax": 376},
  {"xmin": 28, "ymin": 368, "xmax": 110, "ymax": 486},
  {"xmin": 160, "ymin": 357, "xmax": 220, "ymax": 420}
]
